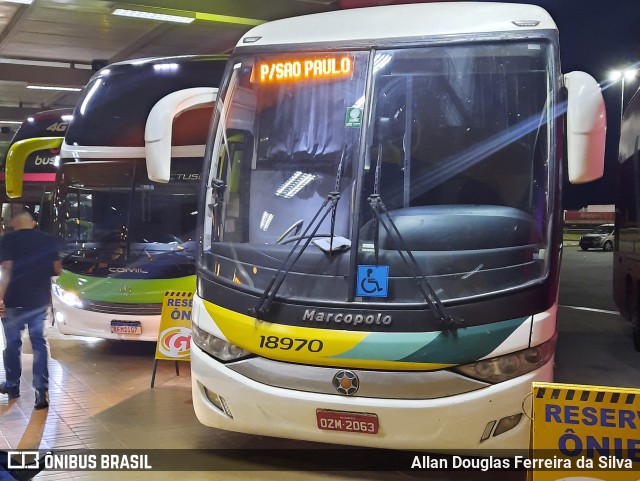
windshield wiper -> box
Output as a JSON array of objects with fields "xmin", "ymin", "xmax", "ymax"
[
  {"xmin": 367, "ymin": 195, "xmax": 463, "ymax": 330},
  {"xmin": 328, "ymin": 147, "xmax": 347, "ymax": 253},
  {"xmin": 250, "ymin": 191, "xmax": 340, "ymax": 318},
  {"xmin": 367, "ymin": 138, "xmax": 462, "ymax": 330},
  {"xmin": 250, "ymin": 151, "xmax": 348, "ymax": 319}
]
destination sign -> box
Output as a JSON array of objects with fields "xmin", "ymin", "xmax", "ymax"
[{"xmin": 254, "ymin": 55, "xmax": 353, "ymax": 83}]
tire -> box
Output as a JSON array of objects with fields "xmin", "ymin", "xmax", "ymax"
[
  {"xmin": 580, "ymin": 246, "xmax": 588, "ymax": 251},
  {"xmin": 603, "ymin": 241, "xmax": 613, "ymax": 252},
  {"xmin": 632, "ymin": 308, "xmax": 640, "ymax": 352}
]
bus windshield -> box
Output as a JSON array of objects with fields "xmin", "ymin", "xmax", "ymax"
[
  {"xmin": 58, "ymin": 160, "xmax": 200, "ymax": 259},
  {"xmin": 202, "ymin": 41, "xmax": 554, "ymax": 304}
]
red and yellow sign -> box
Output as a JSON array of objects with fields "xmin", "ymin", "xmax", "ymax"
[
  {"xmin": 254, "ymin": 55, "xmax": 353, "ymax": 83},
  {"xmin": 154, "ymin": 291, "xmax": 193, "ymax": 361},
  {"xmin": 531, "ymin": 382, "xmax": 640, "ymax": 481}
]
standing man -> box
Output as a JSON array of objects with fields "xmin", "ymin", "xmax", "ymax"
[{"xmin": 0, "ymin": 211, "xmax": 61, "ymax": 409}]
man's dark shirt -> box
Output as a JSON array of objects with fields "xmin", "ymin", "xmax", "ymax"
[{"xmin": 0, "ymin": 229, "xmax": 60, "ymax": 308}]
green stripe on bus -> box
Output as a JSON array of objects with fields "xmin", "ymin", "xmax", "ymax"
[{"xmin": 55, "ymin": 271, "xmax": 195, "ymax": 304}]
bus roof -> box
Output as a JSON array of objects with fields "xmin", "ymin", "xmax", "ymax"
[
  {"xmin": 238, "ymin": 2, "xmax": 556, "ymax": 48},
  {"xmin": 10, "ymin": 108, "xmax": 73, "ymax": 144},
  {"xmin": 97, "ymin": 54, "xmax": 228, "ymax": 72},
  {"xmin": 64, "ymin": 55, "xmax": 227, "ymax": 149}
]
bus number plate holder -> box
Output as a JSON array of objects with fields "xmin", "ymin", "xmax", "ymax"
[
  {"xmin": 111, "ymin": 320, "xmax": 142, "ymax": 334},
  {"xmin": 316, "ymin": 409, "xmax": 379, "ymax": 434}
]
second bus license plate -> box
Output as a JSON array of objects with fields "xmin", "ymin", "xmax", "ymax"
[
  {"xmin": 316, "ymin": 409, "xmax": 379, "ymax": 434},
  {"xmin": 110, "ymin": 320, "xmax": 142, "ymax": 334}
]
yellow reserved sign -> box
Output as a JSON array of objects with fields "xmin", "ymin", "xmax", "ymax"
[
  {"xmin": 531, "ymin": 382, "xmax": 640, "ymax": 481},
  {"xmin": 154, "ymin": 291, "xmax": 193, "ymax": 361}
]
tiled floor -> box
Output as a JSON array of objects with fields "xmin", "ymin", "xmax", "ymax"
[{"xmin": 0, "ymin": 323, "xmax": 523, "ymax": 481}]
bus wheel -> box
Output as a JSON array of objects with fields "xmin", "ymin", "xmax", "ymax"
[
  {"xmin": 632, "ymin": 309, "xmax": 640, "ymax": 352},
  {"xmin": 603, "ymin": 241, "xmax": 613, "ymax": 252}
]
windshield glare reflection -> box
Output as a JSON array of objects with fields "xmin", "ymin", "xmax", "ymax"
[{"xmin": 202, "ymin": 41, "xmax": 554, "ymax": 304}]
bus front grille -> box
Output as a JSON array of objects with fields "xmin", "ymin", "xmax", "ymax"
[{"xmin": 81, "ymin": 300, "xmax": 162, "ymax": 316}]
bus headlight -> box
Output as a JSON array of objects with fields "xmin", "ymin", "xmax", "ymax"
[
  {"xmin": 452, "ymin": 333, "xmax": 556, "ymax": 383},
  {"xmin": 191, "ymin": 324, "xmax": 251, "ymax": 362},
  {"xmin": 51, "ymin": 283, "xmax": 83, "ymax": 308}
]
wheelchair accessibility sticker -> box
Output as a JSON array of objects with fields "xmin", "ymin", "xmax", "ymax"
[{"xmin": 356, "ymin": 265, "xmax": 389, "ymax": 297}]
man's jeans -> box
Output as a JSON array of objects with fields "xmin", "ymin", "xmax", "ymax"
[{"xmin": 1, "ymin": 306, "xmax": 49, "ymax": 392}]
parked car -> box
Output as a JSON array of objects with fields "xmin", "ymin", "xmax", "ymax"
[{"xmin": 579, "ymin": 224, "xmax": 614, "ymax": 251}]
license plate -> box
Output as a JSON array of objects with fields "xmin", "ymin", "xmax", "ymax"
[
  {"xmin": 316, "ymin": 409, "xmax": 379, "ymax": 434},
  {"xmin": 110, "ymin": 320, "xmax": 142, "ymax": 334}
]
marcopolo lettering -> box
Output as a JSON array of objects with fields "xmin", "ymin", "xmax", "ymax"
[{"xmin": 303, "ymin": 309, "xmax": 392, "ymax": 325}]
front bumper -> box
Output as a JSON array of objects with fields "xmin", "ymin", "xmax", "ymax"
[
  {"xmin": 579, "ymin": 237, "xmax": 604, "ymax": 248},
  {"xmin": 52, "ymin": 296, "xmax": 160, "ymax": 341},
  {"xmin": 191, "ymin": 344, "xmax": 554, "ymax": 451}
]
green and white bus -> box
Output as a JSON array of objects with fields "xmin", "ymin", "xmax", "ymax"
[
  {"xmin": 187, "ymin": 3, "xmax": 606, "ymax": 450},
  {"xmin": 51, "ymin": 56, "xmax": 226, "ymax": 341}
]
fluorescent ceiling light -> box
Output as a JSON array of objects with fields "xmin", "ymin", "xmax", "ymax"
[
  {"xmin": 112, "ymin": 7, "xmax": 194, "ymax": 24},
  {"xmin": 275, "ymin": 171, "xmax": 316, "ymax": 199},
  {"xmin": 27, "ymin": 85, "xmax": 82, "ymax": 92},
  {"xmin": 0, "ymin": 0, "xmax": 33, "ymax": 5},
  {"xmin": 0, "ymin": 120, "xmax": 22, "ymax": 124},
  {"xmin": 113, "ymin": 4, "xmax": 263, "ymax": 27},
  {"xmin": 8, "ymin": 58, "xmax": 69, "ymax": 68},
  {"xmin": 194, "ymin": 12, "xmax": 263, "ymax": 26},
  {"xmin": 0, "ymin": 57, "xmax": 91, "ymax": 70}
]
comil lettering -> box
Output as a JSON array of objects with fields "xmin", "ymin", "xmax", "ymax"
[
  {"xmin": 256, "ymin": 56, "xmax": 352, "ymax": 82},
  {"xmin": 109, "ymin": 267, "xmax": 149, "ymax": 274}
]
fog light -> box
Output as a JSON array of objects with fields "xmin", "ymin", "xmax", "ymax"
[
  {"xmin": 202, "ymin": 385, "xmax": 232, "ymax": 418},
  {"xmin": 203, "ymin": 386, "xmax": 224, "ymax": 411},
  {"xmin": 480, "ymin": 420, "xmax": 496, "ymax": 442},
  {"xmin": 55, "ymin": 311, "xmax": 65, "ymax": 325},
  {"xmin": 494, "ymin": 413, "xmax": 523, "ymax": 437}
]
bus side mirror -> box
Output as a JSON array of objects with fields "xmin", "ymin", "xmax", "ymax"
[
  {"xmin": 5, "ymin": 137, "xmax": 63, "ymax": 198},
  {"xmin": 145, "ymin": 87, "xmax": 217, "ymax": 183},
  {"xmin": 564, "ymin": 71, "xmax": 606, "ymax": 184}
]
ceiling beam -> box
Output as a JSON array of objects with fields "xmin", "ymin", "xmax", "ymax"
[
  {"xmin": 109, "ymin": 23, "xmax": 176, "ymax": 64},
  {"xmin": 0, "ymin": 64, "xmax": 93, "ymax": 87},
  {"xmin": 0, "ymin": 3, "xmax": 31, "ymax": 53},
  {"xmin": 0, "ymin": 106, "xmax": 43, "ymax": 121}
]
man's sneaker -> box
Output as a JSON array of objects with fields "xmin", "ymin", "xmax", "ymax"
[
  {"xmin": 34, "ymin": 390, "xmax": 49, "ymax": 410},
  {"xmin": 0, "ymin": 382, "xmax": 20, "ymax": 399}
]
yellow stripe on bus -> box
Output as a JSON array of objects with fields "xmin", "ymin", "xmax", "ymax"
[{"xmin": 202, "ymin": 300, "xmax": 453, "ymax": 371}]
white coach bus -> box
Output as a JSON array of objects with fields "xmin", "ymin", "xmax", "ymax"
[{"xmin": 185, "ymin": 3, "xmax": 606, "ymax": 450}]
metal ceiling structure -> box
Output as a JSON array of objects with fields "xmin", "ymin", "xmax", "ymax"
[
  {"xmin": 0, "ymin": 0, "xmax": 343, "ymax": 127},
  {"xmin": 0, "ymin": 0, "xmax": 452, "ymax": 130}
]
